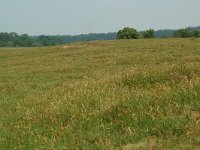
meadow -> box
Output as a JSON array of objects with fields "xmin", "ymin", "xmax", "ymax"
[{"xmin": 0, "ymin": 38, "xmax": 200, "ymax": 149}]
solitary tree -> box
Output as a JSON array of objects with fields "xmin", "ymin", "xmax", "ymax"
[
  {"xmin": 117, "ymin": 27, "xmax": 139, "ymax": 39},
  {"xmin": 143, "ymin": 29, "xmax": 155, "ymax": 38}
]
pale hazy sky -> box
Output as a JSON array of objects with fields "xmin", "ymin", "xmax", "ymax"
[{"xmin": 0, "ymin": 0, "xmax": 199, "ymax": 35}]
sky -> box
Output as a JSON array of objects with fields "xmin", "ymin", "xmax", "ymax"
[{"xmin": 0, "ymin": 0, "xmax": 199, "ymax": 35}]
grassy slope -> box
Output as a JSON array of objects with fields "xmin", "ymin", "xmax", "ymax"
[{"xmin": 0, "ymin": 39, "xmax": 200, "ymax": 149}]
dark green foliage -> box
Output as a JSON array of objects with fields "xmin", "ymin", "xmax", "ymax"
[
  {"xmin": 143, "ymin": 29, "xmax": 155, "ymax": 38},
  {"xmin": 154, "ymin": 29, "xmax": 175, "ymax": 38},
  {"xmin": 117, "ymin": 27, "xmax": 139, "ymax": 39},
  {"xmin": 173, "ymin": 29, "xmax": 193, "ymax": 38},
  {"xmin": 173, "ymin": 26, "xmax": 200, "ymax": 38},
  {"xmin": 193, "ymin": 30, "xmax": 200, "ymax": 38},
  {"xmin": 0, "ymin": 32, "xmax": 117, "ymax": 47},
  {"xmin": 0, "ymin": 32, "xmax": 34, "ymax": 47},
  {"xmin": 1, "ymin": 26, "xmax": 200, "ymax": 48}
]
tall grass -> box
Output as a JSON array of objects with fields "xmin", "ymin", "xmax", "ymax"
[{"xmin": 0, "ymin": 38, "xmax": 200, "ymax": 149}]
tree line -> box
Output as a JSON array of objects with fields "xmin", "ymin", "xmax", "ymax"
[
  {"xmin": 0, "ymin": 26, "xmax": 200, "ymax": 47},
  {"xmin": 0, "ymin": 32, "xmax": 116, "ymax": 47},
  {"xmin": 117, "ymin": 26, "xmax": 200, "ymax": 39}
]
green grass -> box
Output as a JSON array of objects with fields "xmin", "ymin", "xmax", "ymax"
[{"xmin": 0, "ymin": 38, "xmax": 200, "ymax": 149}]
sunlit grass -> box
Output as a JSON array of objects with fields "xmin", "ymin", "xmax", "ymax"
[{"xmin": 0, "ymin": 38, "xmax": 200, "ymax": 149}]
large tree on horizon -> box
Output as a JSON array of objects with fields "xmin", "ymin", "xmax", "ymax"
[{"xmin": 117, "ymin": 27, "xmax": 139, "ymax": 39}]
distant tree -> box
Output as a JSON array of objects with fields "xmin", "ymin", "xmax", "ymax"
[
  {"xmin": 31, "ymin": 42, "xmax": 42, "ymax": 47},
  {"xmin": 0, "ymin": 32, "xmax": 117, "ymax": 47},
  {"xmin": 193, "ymin": 30, "xmax": 200, "ymax": 38},
  {"xmin": 117, "ymin": 27, "xmax": 139, "ymax": 39},
  {"xmin": 143, "ymin": 29, "xmax": 155, "ymax": 38},
  {"xmin": 0, "ymin": 41, "xmax": 6, "ymax": 47},
  {"xmin": 0, "ymin": 33, "xmax": 16, "ymax": 47},
  {"xmin": 9, "ymin": 32, "xmax": 18, "ymax": 40},
  {"xmin": 13, "ymin": 34, "xmax": 35, "ymax": 47},
  {"xmin": 173, "ymin": 29, "xmax": 192, "ymax": 38},
  {"xmin": 0, "ymin": 32, "xmax": 10, "ymax": 42}
]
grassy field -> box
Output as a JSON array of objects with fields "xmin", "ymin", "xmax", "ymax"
[{"xmin": 0, "ymin": 38, "xmax": 200, "ymax": 149}]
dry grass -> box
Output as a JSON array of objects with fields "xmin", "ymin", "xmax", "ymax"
[{"xmin": 0, "ymin": 38, "xmax": 200, "ymax": 149}]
